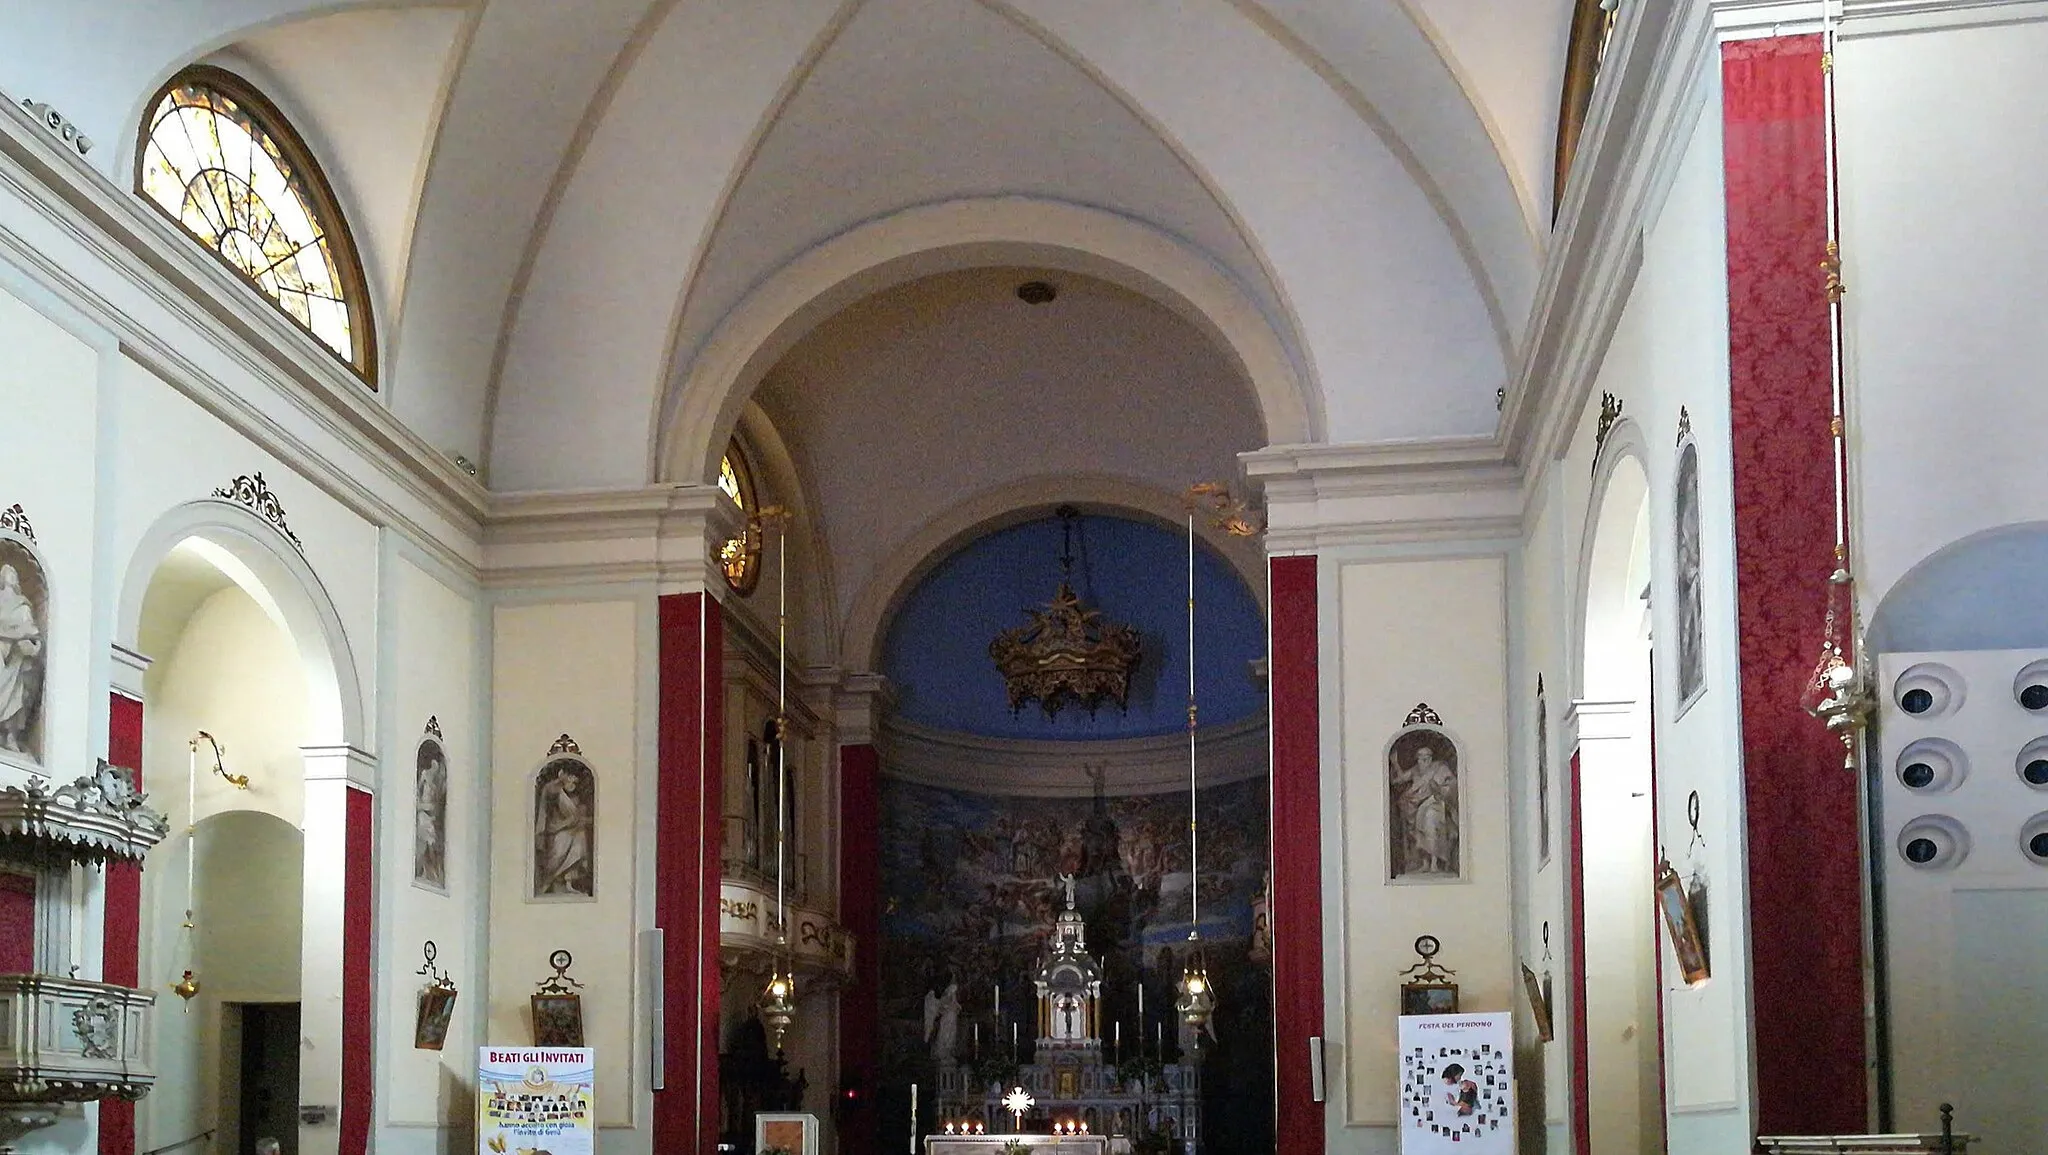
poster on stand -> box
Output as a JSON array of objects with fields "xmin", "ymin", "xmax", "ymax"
[
  {"xmin": 1397, "ymin": 1012, "xmax": 1514, "ymax": 1155},
  {"xmin": 478, "ymin": 1046, "xmax": 596, "ymax": 1155}
]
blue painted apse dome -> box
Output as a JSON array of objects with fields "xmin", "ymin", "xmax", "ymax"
[{"xmin": 880, "ymin": 512, "xmax": 1265, "ymax": 740}]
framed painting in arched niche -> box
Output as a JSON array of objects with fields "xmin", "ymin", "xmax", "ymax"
[
  {"xmin": 530, "ymin": 736, "xmax": 596, "ymax": 902},
  {"xmin": 1674, "ymin": 414, "xmax": 1706, "ymax": 715},
  {"xmin": 1387, "ymin": 705, "xmax": 1464, "ymax": 883},
  {"xmin": 413, "ymin": 720, "xmax": 449, "ymax": 894},
  {"xmin": 0, "ymin": 505, "xmax": 49, "ymax": 769}
]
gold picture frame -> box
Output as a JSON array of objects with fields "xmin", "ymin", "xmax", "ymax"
[
  {"xmin": 531, "ymin": 992, "xmax": 585, "ymax": 1047},
  {"xmin": 1656, "ymin": 858, "xmax": 1710, "ymax": 987},
  {"xmin": 1520, "ymin": 963, "xmax": 1554, "ymax": 1043},
  {"xmin": 1400, "ymin": 981, "xmax": 1459, "ymax": 1016},
  {"xmin": 414, "ymin": 984, "xmax": 458, "ymax": 1051}
]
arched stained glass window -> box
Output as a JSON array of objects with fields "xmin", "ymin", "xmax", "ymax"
[
  {"xmin": 718, "ymin": 440, "xmax": 762, "ymax": 595},
  {"xmin": 136, "ymin": 66, "xmax": 376, "ymax": 385}
]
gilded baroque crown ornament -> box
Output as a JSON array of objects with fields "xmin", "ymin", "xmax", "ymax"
[{"xmin": 988, "ymin": 507, "xmax": 1141, "ymax": 719}]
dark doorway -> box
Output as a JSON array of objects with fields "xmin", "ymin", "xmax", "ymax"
[{"xmin": 234, "ymin": 1002, "xmax": 300, "ymax": 1155}]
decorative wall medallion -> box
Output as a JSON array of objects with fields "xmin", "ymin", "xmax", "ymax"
[
  {"xmin": 1388, "ymin": 709, "xmax": 1462, "ymax": 882},
  {"xmin": 0, "ymin": 508, "xmax": 48, "ymax": 767},
  {"xmin": 212, "ymin": 473, "xmax": 303, "ymax": 552},
  {"xmin": 1674, "ymin": 430, "xmax": 1706, "ymax": 712},
  {"xmin": 1593, "ymin": 391, "xmax": 1624, "ymax": 470},
  {"xmin": 71, "ymin": 995, "xmax": 119, "ymax": 1059},
  {"xmin": 413, "ymin": 722, "xmax": 449, "ymax": 894},
  {"xmin": 531, "ymin": 742, "xmax": 595, "ymax": 901}
]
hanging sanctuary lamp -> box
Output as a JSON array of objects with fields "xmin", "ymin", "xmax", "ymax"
[
  {"xmin": 1798, "ymin": 2, "xmax": 1873, "ymax": 764},
  {"xmin": 1175, "ymin": 483, "xmax": 1264, "ymax": 1043},
  {"xmin": 753, "ymin": 504, "xmax": 799, "ymax": 1053}
]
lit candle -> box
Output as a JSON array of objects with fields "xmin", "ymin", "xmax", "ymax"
[{"xmin": 974, "ymin": 1022, "xmax": 981, "ymax": 1057}]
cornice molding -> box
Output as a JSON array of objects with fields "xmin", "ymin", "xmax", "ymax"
[
  {"xmin": 1244, "ymin": 437, "xmax": 1525, "ymax": 551},
  {"xmin": 481, "ymin": 484, "xmax": 741, "ymax": 594},
  {"xmin": 878, "ymin": 714, "xmax": 1268, "ymax": 798}
]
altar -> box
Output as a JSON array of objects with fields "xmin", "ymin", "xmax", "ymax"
[
  {"xmin": 925, "ymin": 1138, "xmax": 1114, "ymax": 1155},
  {"xmin": 933, "ymin": 880, "xmax": 1199, "ymax": 1151},
  {"xmin": 925, "ymin": 1137, "xmax": 1112, "ymax": 1155}
]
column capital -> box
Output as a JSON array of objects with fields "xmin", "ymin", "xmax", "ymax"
[
  {"xmin": 301, "ymin": 744, "xmax": 377, "ymax": 790},
  {"xmin": 1564, "ymin": 698, "xmax": 1636, "ymax": 744},
  {"xmin": 482, "ymin": 483, "xmax": 744, "ymax": 594},
  {"xmin": 833, "ymin": 672, "xmax": 895, "ymax": 747},
  {"xmin": 1241, "ymin": 439, "xmax": 1524, "ymax": 553},
  {"xmin": 110, "ymin": 644, "xmax": 152, "ymax": 702}
]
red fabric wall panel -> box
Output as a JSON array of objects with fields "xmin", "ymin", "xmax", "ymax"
[
  {"xmin": 838, "ymin": 743, "xmax": 882, "ymax": 1154},
  {"xmin": 1568, "ymin": 750, "xmax": 1591, "ymax": 1155},
  {"xmin": 656, "ymin": 593, "xmax": 724, "ymax": 1153},
  {"xmin": 100, "ymin": 692, "xmax": 146, "ymax": 1155},
  {"xmin": 1722, "ymin": 34, "xmax": 1867, "ymax": 1135},
  {"xmin": 1269, "ymin": 555, "xmax": 1324, "ymax": 1155},
  {"xmin": 0, "ymin": 871, "xmax": 34, "ymax": 973},
  {"xmin": 341, "ymin": 786, "xmax": 375, "ymax": 1155}
]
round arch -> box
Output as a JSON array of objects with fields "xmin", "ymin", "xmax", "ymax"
[
  {"xmin": 657, "ymin": 197, "xmax": 1320, "ymax": 486},
  {"xmin": 1573, "ymin": 418, "xmax": 1652, "ymax": 701},
  {"xmin": 116, "ymin": 498, "xmax": 366, "ymax": 749},
  {"xmin": 840, "ymin": 473, "xmax": 1267, "ymax": 674},
  {"xmin": 1866, "ymin": 520, "xmax": 2048, "ymax": 654}
]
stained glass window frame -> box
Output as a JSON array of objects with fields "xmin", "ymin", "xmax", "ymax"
[
  {"xmin": 1552, "ymin": 0, "xmax": 1621, "ymax": 224},
  {"xmin": 134, "ymin": 65, "xmax": 378, "ymax": 387}
]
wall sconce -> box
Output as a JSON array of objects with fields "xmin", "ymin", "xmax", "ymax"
[{"xmin": 190, "ymin": 731, "xmax": 250, "ymax": 789}]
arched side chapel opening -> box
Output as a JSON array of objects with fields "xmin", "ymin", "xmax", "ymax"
[
  {"xmin": 644, "ymin": 217, "xmax": 1296, "ymax": 1152},
  {"xmin": 116, "ymin": 502, "xmax": 368, "ymax": 1155},
  {"xmin": 1570, "ymin": 430, "xmax": 1666, "ymax": 1155}
]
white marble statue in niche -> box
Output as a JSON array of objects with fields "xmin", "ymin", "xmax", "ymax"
[
  {"xmin": 533, "ymin": 756, "xmax": 596, "ymax": 899},
  {"xmin": 1389, "ymin": 726, "xmax": 1461, "ymax": 880},
  {"xmin": 0, "ymin": 533, "xmax": 48, "ymax": 763},
  {"xmin": 414, "ymin": 734, "xmax": 449, "ymax": 892},
  {"xmin": 1675, "ymin": 438, "xmax": 1705, "ymax": 707},
  {"xmin": 923, "ymin": 979, "xmax": 960, "ymax": 1062}
]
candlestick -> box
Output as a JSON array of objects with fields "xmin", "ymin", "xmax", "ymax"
[
  {"xmin": 910, "ymin": 1083, "xmax": 918, "ymax": 1155},
  {"xmin": 995, "ymin": 983, "xmax": 1001, "ymax": 1024},
  {"xmin": 974, "ymin": 1021, "xmax": 981, "ymax": 1059}
]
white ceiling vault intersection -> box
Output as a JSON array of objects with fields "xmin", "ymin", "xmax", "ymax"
[{"xmin": 0, "ymin": 0, "xmax": 1573, "ymax": 489}]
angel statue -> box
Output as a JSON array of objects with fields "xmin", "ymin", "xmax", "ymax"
[{"xmin": 923, "ymin": 979, "xmax": 960, "ymax": 1063}]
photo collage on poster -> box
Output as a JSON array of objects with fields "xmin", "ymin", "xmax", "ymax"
[{"xmin": 1397, "ymin": 1013, "xmax": 1514, "ymax": 1155}]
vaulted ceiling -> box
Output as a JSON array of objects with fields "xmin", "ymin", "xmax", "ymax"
[{"xmin": 3, "ymin": 0, "xmax": 1572, "ymax": 465}]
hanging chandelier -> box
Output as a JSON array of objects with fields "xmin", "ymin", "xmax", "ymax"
[
  {"xmin": 1174, "ymin": 497, "xmax": 1216, "ymax": 1042},
  {"xmin": 988, "ymin": 506, "xmax": 1141, "ymax": 718},
  {"xmin": 753, "ymin": 506, "xmax": 799, "ymax": 1053}
]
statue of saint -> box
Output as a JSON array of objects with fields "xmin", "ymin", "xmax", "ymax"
[
  {"xmin": 1058, "ymin": 871, "xmax": 1077, "ymax": 910},
  {"xmin": 1390, "ymin": 737, "xmax": 1459, "ymax": 878},
  {"xmin": 923, "ymin": 980, "xmax": 961, "ymax": 1062},
  {"xmin": 0, "ymin": 563, "xmax": 43, "ymax": 755}
]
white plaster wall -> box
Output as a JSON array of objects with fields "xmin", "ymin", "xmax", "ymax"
[
  {"xmin": 1836, "ymin": 12, "xmax": 2048, "ymax": 609},
  {"xmin": 1523, "ymin": 83, "xmax": 1750, "ymax": 1155},
  {"xmin": 111, "ymin": 351, "xmax": 380, "ymax": 745},
  {"xmin": 488, "ymin": 599, "xmax": 645, "ymax": 1132},
  {"xmin": 1327, "ymin": 553, "xmax": 1512, "ymax": 1154},
  {"xmin": 0, "ymin": 281, "xmax": 98, "ymax": 795},
  {"xmin": 376, "ymin": 552, "xmax": 485, "ymax": 1147}
]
